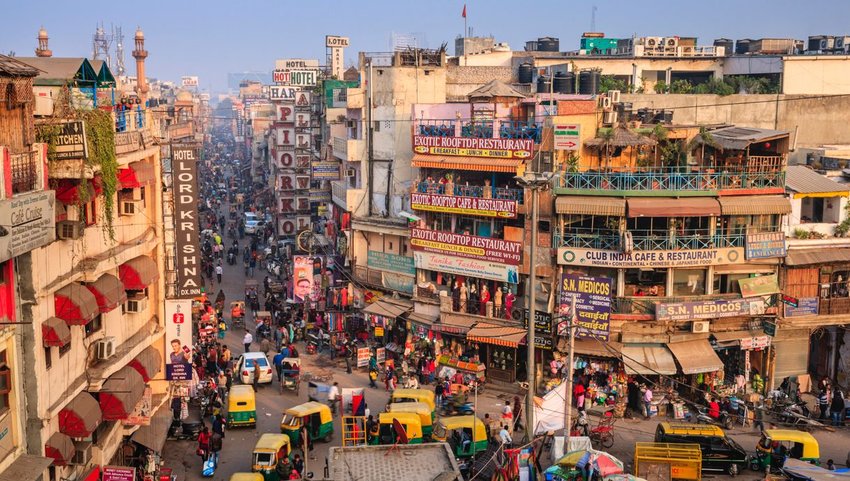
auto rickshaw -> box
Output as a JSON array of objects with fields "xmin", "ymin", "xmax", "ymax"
[
  {"xmin": 370, "ymin": 412, "xmax": 424, "ymax": 445},
  {"xmin": 251, "ymin": 433, "xmax": 291, "ymax": 481},
  {"xmin": 279, "ymin": 358, "xmax": 301, "ymax": 395},
  {"xmin": 230, "ymin": 474, "xmax": 263, "ymax": 481},
  {"xmin": 390, "ymin": 388, "xmax": 437, "ymax": 413},
  {"xmin": 432, "ymin": 415, "xmax": 489, "ymax": 458},
  {"xmin": 280, "ymin": 401, "xmax": 334, "ymax": 445},
  {"xmin": 231, "ymin": 301, "xmax": 245, "ymax": 329},
  {"xmin": 387, "ymin": 402, "xmax": 434, "ymax": 438},
  {"xmin": 751, "ymin": 429, "xmax": 820, "ymax": 472},
  {"xmin": 227, "ymin": 385, "xmax": 257, "ymax": 428}
]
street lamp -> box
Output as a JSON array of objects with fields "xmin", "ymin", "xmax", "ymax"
[{"xmin": 514, "ymin": 170, "xmax": 555, "ymax": 439}]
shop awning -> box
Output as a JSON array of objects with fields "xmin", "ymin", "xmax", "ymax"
[
  {"xmin": 54, "ymin": 177, "xmax": 103, "ymax": 205},
  {"xmin": 118, "ymin": 161, "xmax": 155, "ymax": 189},
  {"xmin": 627, "ymin": 197, "xmax": 721, "ymax": 218},
  {"xmin": 572, "ymin": 339, "xmax": 623, "ymax": 358},
  {"xmin": 54, "ymin": 283, "xmax": 99, "ymax": 325},
  {"xmin": 119, "ymin": 255, "xmax": 159, "ymax": 290},
  {"xmin": 621, "ymin": 345, "xmax": 677, "ymax": 375},
  {"xmin": 99, "ymin": 366, "xmax": 145, "ymax": 421},
  {"xmin": 466, "ymin": 322, "xmax": 526, "ymax": 348},
  {"xmin": 362, "ymin": 298, "xmax": 412, "ymax": 319},
  {"xmin": 555, "ymin": 196, "xmax": 626, "ymax": 217},
  {"xmin": 408, "ymin": 312, "xmax": 438, "ymax": 327},
  {"xmin": 85, "ymin": 273, "xmax": 128, "ymax": 313},
  {"xmin": 667, "ymin": 339, "xmax": 725, "ymax": 375},
  {"xmin": 785, "ymin": 248, "xmax": 850, "ymax": 266},
  {"xmin": 59, "ymin": 392, "xmax": 102, "ymax": 438},
  {"xmin": 412, "ymin": 153, "xmax": 521, "ymax": 174},
  {"xmin": 0, "ymin": 455, "xmax": 54, "ymax": 481},
  {"xmin": 436, "ymin": 314, "xmax": 478, "ymax": 335},
  {"xmin": 717, "ymin": 195, "xmax": 791, "ymax": 215},
  {"xmin": 711, "ymin": 330, "xmax": 769, "ymax": 348},
  {"xmin": 129, "ymin": 346, "xmax": 162, "ymax": 382},
  {"xmin": 130, "ymin": 406, "xmax": 172, "ymax": 453},
  {"xmin": 44, "ymin": 432, "xmax": 75, "ymax": 466},
  {"xmin": 42, "ymin": 317, "xmax": 71, "ymax": 347}
]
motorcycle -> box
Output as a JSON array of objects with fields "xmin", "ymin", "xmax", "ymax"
[
  {"xmin": 227, "ymin": 251, "xmax": 236, "ymax": 265},
  {"xmin": 441, "ymin": 398, "xmax": 475, "ymax": 416},
  {"xmin": 688, "ymin": 402, "xmax": 734, "ymax": 430},
  {"xmin": 167, "ymin": 417, "xmax": 203, "ymax": 441},
  {"xmin": 467, "ymin": 378, "xmax": 485, "ymax": 395}
]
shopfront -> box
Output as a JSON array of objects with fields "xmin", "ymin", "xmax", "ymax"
[
  {"xmin": 431, "ymin": 314, "xmax": 484, "ymax": 380},
  {"xmin": 711, "ymin": 329, "xmax": 771, "ymax": 393},
  {"xmin": 362, "ymin": 298, "xmax": 413, "ymax": 360},
  {"xmin": 466, "ymin": 322, "xmax": 526, "ymax": 383}
]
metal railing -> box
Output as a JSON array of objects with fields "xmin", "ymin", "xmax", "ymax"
[
  {"xmin": 499, "ymin": 121, "xmax": 541, "ymax": 143},
  {"xmin": 554, "ymin": 231, "xmax": 621, "ymax": 250},
  {"xmin": 446, "ymin": 298, "xmax": 510, "ymax": 320},
  {"xmin": 10, "ymin": 150, "xmax": 39, "ymax": 194},
  {"xmin": 558, "ymin": 166, "xmax": 785, "ymax": 192},
  {"xmin": 414, "ymin": 181, "xmax": 525, "ymax": 203},
  {"xmin": 114, "ymin": 108, "xmax": 145, "ymax": 132},
  {"xmin": 555, "ymin": 230, "xmax": 747, "ymax": 251},
  {"xmin": 333, "ymin": 136, "xmax": 347, "ymax": 155}
]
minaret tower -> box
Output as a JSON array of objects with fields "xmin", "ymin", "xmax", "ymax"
[
  {"xmin": 36, "ymin": 27, "xmax": 52, "ymax": 57},
  {"xmin": 132, "ymin": 27, "xmax": 149, "ymax": 104}
]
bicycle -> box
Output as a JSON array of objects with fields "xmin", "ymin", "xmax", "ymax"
[{"xmin": 589, "ymin": 411, "xmax": 616, "ymax": 449}]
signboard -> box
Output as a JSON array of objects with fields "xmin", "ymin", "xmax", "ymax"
[
  {"xmin": 413, "ymin": 251, "xmax": 519, "ymax": 283},
  {"xmin": 276, "ymin": 58, "xmax": 320, "ymax": 69},
  {"xmin": 165, "ymin": 299, "xmax": 193, "ymax": 380},
  {"xmin": 114, "ymin": 131, "xmax": 143, "ymax": 155},
  {"xmin": 296, "ymin": 113, "xmax": 311, "ymax": 128},
  {"xmin": 312, "ymin": 162, "xmax": 340, "ymax": 179},
  {"xmin": 309, "ymin": 189, "xmax": 332, "ymax": 202},
  {"xmin": 356, "ymin": 348, "xmax": 370, "ymax": 367},
  {"xmin": 557, "ymin": 247, "xmax": 745, "ymax": 268},
  {"xmin": 269, "ymin": 85, "xmax": 298, "ymax": 101},
  {"xmin": 523, "ymin": 309, "xmax": 553, "ymax": 350},
  {"xmin": 410, "ymin": 227, "xmax": 522, "ymax": 265},
  {"xmin": 123, "ymin": 386, "xmax": 152, "ymax": 426},
  {"xmin": 296, "ymin": 133, "xmax": 310, "ymax": 148},
  {"xmin": 172, "ymin": 146, "xmax": 203, "ymax": 298},
  {"xmin": 295, "ymin": 91, "xmax": 311, "ymax": 107},
  {"xmin": 277, "ymin": 127, "xmax": 295, "ymax": 146},
  {"xmin": 554, "ymin": 123, "xmax": 581, "ymax": 151},
  {"xmin": 656, "ymin": 298, "xmax": 766, "ymax": 322},
  {"xmin": 738, "ymin": 274, "xmax": 780, "ymax": 298},
  {"xmin": 413, "ymin": 135, "xmax": 533, "ymax": 160},
  {"xmin": 780, "ymin": 294, "xmax": 799, "ymax": 307},
  {"xmin": 740, "ymin": 335, "xmax": 771, "ymax": 350},
  {"xmin": 0, "ymin": 190, "xmax": 56, "ymax": 264},
  {"xmin": 276, "ymin": 104, "xmax": 296, "ymax": 122},
  {"xmin": 382, "ymin": 272, "xmax": 415, "ymax": 295},
  {"xmin": 326, "ymin": 36, "xmax": 350, "ymax": 47},
  {"xmin": 0, "ymin": 413, "xmax": 13, "ymax": 461},
  {"xmin": 277, "ymin": 216, "xmax": 311, "ymax": 237},
  {"xmin": 293, "ymin": 256, "xmax": 314, "ymax": 303},
  {"xmin": 376, "ymin": 347, "xmax": 386, "ymax": 363},
  {"xmin": 784, "ymin": 297, "xmax": 819, "ymax": 317},
  {"xmin": 410, "ymin": 192, "xmax": 517, "ymax": 219},
  {"xmin": 367, "ymin": 251, "xmax": 415, "ymax": 275},
  {"xmin": 180, "ymin": 76, "xmax": 199, "ymax": 87},
  {"xmin": 273, "ymin": 69, "xmax": 318, "ymax": 87},
  {"xmin": 558, "ymin": 274, "xmax": 613, "ymax": 341},
  {"xmin": 746, "ymin": 232, "xmax": 787, "ymax": 260},
  {"xmin": 45, "ymin": 121, "xmax": 88, "ymax": 160},
  {"xmin": 103, "ymin": 467, "xmax": 135, "ymax": 481}
]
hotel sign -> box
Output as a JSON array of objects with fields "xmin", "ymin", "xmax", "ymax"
[
  {"xmin": 410, "ymin": 192, "xmax": 517, "ymax": 218},
  {"xmin": 410, "ymin": 227, "xmax": 522, "ymax": 265},
  {"xmin": 746, "ymin": 232, "xmax": 787, "ymax": 260},
  {"xmin": 172, "ymin": 146, "xmax": 202, "ymax": 298},
  {"xmin": 413, "ymin": 135, "xmax": 533, "ymax": 159},
  {"xmin": 557, "ymin": 247, "xmax": 745, "ymax": 268},
  {"xmin": 269, "ymin": 86, "xmax": 298, "ymax": 101},
  {"xmin": 656, "ymin": 297, "xmax": 766, "ymax": 322}
]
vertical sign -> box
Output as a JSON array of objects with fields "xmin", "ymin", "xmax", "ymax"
[
  {"xmin": 293, "ymin": 256, "xmax": 313, "ymax": 303},
  {"xmin": 165, "ymin": 299, "xmax": 193, "ymax": 380},
  {"xmin": 172, "ymin": 146, "xmax": 202, "ymax": 298},
  {"xmin": 558, "ymin": 273, "xmax": 613, "ymax": 341}
]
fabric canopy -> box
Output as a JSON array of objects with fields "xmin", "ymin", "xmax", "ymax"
[
  {"xmin": 118, "ymin": 161, "xmax": 155, "ymax": 189},
  {"xmin": 571, "ymin": 339, "xmax": 623, "ymax": 358},
  {"xmin": 119, "ymin": 255, "xmax": 159, "ymax": 290},
  {"xmin": 436, "ymin": 314, "xmax": 478, "ymax": 334},
  {"xmin": 466, "ymin": 322, "xmax": 526, "ymax": 347},
  {"xmin": 131, "ymin": 406, "xmax": 172, "ymax": 453},
  {"xmin": 54, "ymin": 283, "xmax": 99, "ymax": 325},
  {"xmin": 59, "ymin": 392, "xmax": 102, "ymax": 438},
  {"xmin": 555, "ymin": 196, "xmax": 626, "ymax": 217},
  {"xmin": 407, "ymin": 312, "xmax": 438, "ymax": 326},
  {"xmin": 42, "ymin": 317, "xmax": 71, "ymax": 347},
  {"xmin": 412, "ymin": 153, "xmax": 521, "ymax": 173},
  {"xmin": 129, "ymin": 346, "xmax": 162, "ymax": 382},
  {"xmin": 717, "ymin": 196, "xmax": 791, "ymax": 215},
  {"xmin": 54, "ymin": 177, "xmax": 103, "ymax": 205},
  {"xmin": 99, "ymin": 366, "xmax": 145, "ymax": 421},
  {"xmin": 44, "ymin": 432, "xmax": 75, "ymax": 466},
  {"xmin": 361, "ymin": 299, "xmax": 412, "ymax": 319},
  {"xmin": 85, "ymin": 273, "xmax": 128, "ymax": 313},
  {"xmin": 627, "ymin": 197, "xmax": 721, "ymax": 218},
  {"xmin": 621, "ymin": 345, "xmax": 677, "ymax": 375},
  {"xmin": 667, "ymin": 339, "xmax": 725, "ymax": 375}
]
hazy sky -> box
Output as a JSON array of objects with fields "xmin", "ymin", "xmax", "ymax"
[{"xmin": 3, "ymin": 0, "xmax": 850, "ymax": 92}]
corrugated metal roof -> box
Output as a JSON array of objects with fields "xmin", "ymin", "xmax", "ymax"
[
  {"xmin": 785, "ymin": 247, "xmax": 850, "ymax": 266},
  {"xmin": 555, "ymin": 196, "xmax": 626, "ymax": 216},
  {"xmin": 786, "ymin": 165, "xmax": 850, "ymax": 194},
  {"xmin": 467, "ymin": 79, "xmax": 526, "ymax": 99},
  {"xmin": 696, "ymin": 126, "xmax": 788, "ymax": 150},
  {"xmin": 15, "ymin": 57, "xmax": 97, "ymax": 86},
  {"xmin": 0, "ymin": 54, "xmax": 39, "ymax": 77},
  {"xmin": 717, "ymin": 195, "xmax": 791, "ymax": 215}
]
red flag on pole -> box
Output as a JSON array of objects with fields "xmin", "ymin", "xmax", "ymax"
[{"xmin": 462, "ymin": 4, "xmax": 467, "ymax": 18}]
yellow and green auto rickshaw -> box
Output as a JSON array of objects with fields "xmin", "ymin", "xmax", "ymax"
[
  {"xmin": 280, "ymin": 401, "xmax": 334, "ymax": 445},
  {"xmin": 751, "ymin": 429, "xmax": 820, "ymax": 472},
  {"xmin": 227, "ymin": 385, "xmax": 257, "ymax": 428},
  {"xmin": 251, "ymin": 434, "xmax": 291, "ymax": 481},
  {"xmin": 390, "ymin": 388, "xmax": 436, "ymax": 414},
  {"xmin": 432, "ymin": 415, "xmax": 489, "ymax": 458},
  {"xmin": 229, "ymin": 474, "xmax": 263, "ymax": 481},
  {"xmin": 370, "ymin": 412, "xmax": 424, "ymax": 445},
  {"xmin": 387, "ymin": 402, "xmax": 433, "ymax": 438}
]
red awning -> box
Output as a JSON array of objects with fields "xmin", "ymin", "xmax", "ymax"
[
  {"xmin": 42, "ymin": 317, "xmax": 71, "ymax": 347},
  {"xmin": 54, "ymin": 283, "xmax": 99, "ymax": 325},
  {"xmin": 59, "ymin": 392, "xmax": 102, "ymax": 438},
  {"xmin": 55, "ymin": 177, "xmax": 103, "ymax": 205},
  {"xmin": 99, "ymin": 366, "xmax": 145, "ymax": 421},
  {"xmin": 85, "ymin": 273, "xmax": 128, "ymax": 313},
  {"xmin": 119, "ymin": 255, "xmax": 159, "ymax": 290},
  {"xmin": 129, "ymin": 346, "xmax": 162, "ymax": 382},
  {"xmin": 44, "ymin": 432, "xmax": 74, "ymax": 466},
  {"xmin": 118, "ymin": 162, "xmax": 155, "ymax": 189}
]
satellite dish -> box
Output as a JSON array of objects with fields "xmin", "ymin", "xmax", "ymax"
[{"xmin": 392, "ymin": 418, "xmax": 409, "ymax": 445}]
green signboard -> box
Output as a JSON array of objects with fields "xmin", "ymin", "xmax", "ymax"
[{"xmin": 367, "ymin": 251, "xmax": 415, "ymax": 275}]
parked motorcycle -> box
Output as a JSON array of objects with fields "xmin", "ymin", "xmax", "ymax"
[
  {"xmin": 167, "ymin": 417, "xmax": 203, "ymax": 441},
  {"xmin": 688, "ymin": 402, "xmax": 734, "ymax": 430}
]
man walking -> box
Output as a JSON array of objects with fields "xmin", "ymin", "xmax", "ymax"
[
  {"xmin": 252, "ymin": 360, "xmax": 261, "ymax": 392},
  {"xmin": 215, "ymin": 262, "xmax": 223, "ymax": 284},
  {"xmin": 243, "ymin": 331, "xmax": 253, "ymax": 354},
  {"xmin": 643, "ymin": 385, "xmax": 654, "ymax": 420}
]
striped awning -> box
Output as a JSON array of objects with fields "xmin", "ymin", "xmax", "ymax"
[
  {"xmin": 412, "ymin": 154, "xmax": 521, "ymax": 173},
  {"xmin": 466, "ymin": 322, "xmax": 526, "ymax": 348},
  {"xmin": 718, "ymin": 195, "xmax": 791, "ymax": 215},
  {"xmin": 556, "ymin": 196, "xmax": 626, "ymax": 216},
  {"xmin": 42, "ymin": 317, "xmax": 71, "ymax": 347},
  {"xmin": 436, "ymin": 314, "xmax": 478, "ymax": 335}
]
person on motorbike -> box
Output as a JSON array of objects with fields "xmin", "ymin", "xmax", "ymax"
[
  {"xmin": 452, "ymin": 390, "xmax": 467, "ymax": 411},
  {"xmin": 708, "ymin": 398, "xmax": 721, "ymax": 419}
]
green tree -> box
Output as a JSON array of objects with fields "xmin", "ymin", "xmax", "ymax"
[{"xmin": 599, "ymin": 75, "xmax": 627, "ymax": 94}]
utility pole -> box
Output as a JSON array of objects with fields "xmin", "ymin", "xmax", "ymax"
[
  {"xmin": 563, "ymin": 293, "xmax": 576, "ymax": 452},
  {"xmin": 366, "ymin": 61, "xmax": 374, "ymax": 216}
]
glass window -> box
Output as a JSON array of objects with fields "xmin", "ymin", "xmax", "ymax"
[
  {"xmin": 44, "ymin": 346, "xmax": 52, "ymax": 369},
  {"xmin": 85, "ymin": 315, "xmax": 102, "ymax": 337},
  {"xmin": 625, "ymin": 268, "xmax": 666, "ymax": 296},
  {"xmin": 673, "ymin": 269, "xmax": 707, "ymax": 296}
]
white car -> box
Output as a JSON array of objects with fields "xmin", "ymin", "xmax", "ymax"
[{"xmin": 236, "ymin": 352, "xmax": 274, "ymax": 384}]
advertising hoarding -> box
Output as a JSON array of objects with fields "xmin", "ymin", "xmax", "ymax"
[
  {"xmin": 410, "ymin": 227, "xmax": 522, "ymax": 265},
  {"xmin": 165, "ymin": 299, "xmax": 193, "ymax": 380},
  {"xmin": 172, "ymin": 146, "xmax": 202, "ymax": 298},
  {"xmin": 413, "ymin": 135, "xmax": 533, "ymax": 159},
  {"xmin": 410, "ymin": 192, "xmax": 517, "ymax": 218},
  {"xmin": 558, "ymin": 274, "xmax": 613, "ymax": 341}
]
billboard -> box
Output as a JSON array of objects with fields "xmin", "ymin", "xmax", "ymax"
[
  {"xmin": 326, "ymin": 36, "xmax": 350, "ymax": 47},
  {"xmin": 410, "ymin": 227, "xmax": 522, "ymax": 265},
  {"xmin": 413, "ymin": 135, "xmax": 533, "ymax": 159},
  {"xmin": 413, "ymin": 251, "xmax": 519, "ymax": 283},
  {"xmin": 165, "ymin": 299, "xmax": 193, "ymax": 380},
  {"xmin": 293, "ymin": 256, "xmax": 314, "ymax": 303},
  {"xmin": 410, "ymin": 192, "xmax": 517, "ymax": 218},
  {"xmin": 557, "ymin": 247, "xmax": 745, "ymax": 268},
  {"xmin": 558, "ymin": 274, "xmax": 613, "ymax": 341},
  {"xmin": 180, "ymin": 76, "xmax": 199, "ymax": 87},
  {"xmin": 172, "ymin": 146, "xmax": 202, "ymax": 298}
]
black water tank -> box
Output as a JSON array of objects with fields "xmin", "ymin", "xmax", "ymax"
[
  {"xmin": 518, "ymin": 63, "xmax": 534, "ymax": 84},
  {"xmin": 735, "ymin": 39, "xmax": 751, "ymax": 55},
  {"xmin": 553, "ymin": 72, "xmax": 574, "ymax": 94},
  {"xmin": 578, "ymin": 70, "xmax": 600, "ymax": 95},
  {"xmin": 713, "ymin": 38, "xmax": 733, "ymax": 55},
  {"xmin": 536, "ymin": 75, "xmax": 551, "ymax": 93},
  {"xmin": 663, "ymin": 109, "xmax": 674, "ymax": 123},
  {"xmin": 537, "ymin": 37, "xmax": 560, "ymax": 52}
]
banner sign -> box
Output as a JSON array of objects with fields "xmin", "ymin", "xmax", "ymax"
[
  {"xmin": 269, "ymin": 85, "xmax": 298, "ymax": 101},
  {"xmin": 312, "ymin": 162, "xmax": 340, "ymax": 179},
  {"xmin": 172, "ymin": 146, "xmax": 202, "ymax": 298},
  {"xmin": 784, "ymin": 297, "xmax": 819, "ymax": 317},
  {"xmin": 413, "ymin": 135, "xmax": 533, "ymax": 159},
  {"xmin": 557, "ymin": 247, "xmax": 744, "ymax": 268},
  {"xmin": 410, "ymin": 227, "xmax": 522, "ymax": 265},
  {"xmin": 656, "ymin": 298, "xmax": 766, "ymax": 322},
  {"xmin": 738, "ymin": 274, "xmax": 780, "ymax": 298},
  {"xmin": 165, "ymin": 299, "xmax": 193, "ymax": 380},
  {"xmin": 0, "ymin": 190, "xmax": 55, "ymax": 264},
  {"xmin": 293, "ymin": 256, "xmax": 314, "ymax": 303},
  {"xmin": 740, "ymin": 335, "xmax": 771, "ymax": 350},
  {"xmin": 746, "ymin": 232, "xmax": 787, "ymax": 260},
  {"xmin": 103, "ymin": 467, "xmax": 135, "ymax": 481},
  {"xmin": 123, "ymin": 386, "xmax": 152, "ymax": 426},
  {"xmin": 410, "ymin": 192, "xmax": 517, "ymax": 218},
  {"xmin": 367, "ymin": 251, "xmax": 415, "ymax": 275},
  {"xmin": 558, "ymin": 274, "xmax": 613, "ymax": 341},
  {"xmin": 414, "ymin": 251, "xmax": 519, "ymax": 283},
  {"xmin": 382, "ymin": 272, "xmax": 415, "ymax": 295}
]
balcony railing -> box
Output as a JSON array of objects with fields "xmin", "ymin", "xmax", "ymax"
[
  {"xmin": 414, "ymin": 181, "xmax": 525, "ymax": 203},
  {"xmin": 417, "ymin": 119, "xmax": 542, "ymax": 143},
  {"xmin": 557, "ymin": 166, "xmax": 785, "ymax": 193},
  {"xmin": 554, "ymin": 230, "xmax": 621, "ymax": 250},
  {"xmin": 10, "ymin": 150, "xmax": 40, "ymax": 195},
  {"xmin": 114, "ymin": 108, "xmax": 145, "ymax": 132}
]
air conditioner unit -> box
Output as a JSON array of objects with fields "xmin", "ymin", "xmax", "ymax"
[
  {"xmin": 645, "ymin": 37, "xmax": 662, "ymax": 49},
  {"xmin": 602, "ymin": 111, "xmax": 618, "ymax": 125},
  {"xmin": 119, "ymin": 199, "xmax": 141, "ymax": 216},
  {"xmin": 820, "ymin": 38, "xmax": 834, "ymax": 50},
  {"xmin": 125, "ymin": 295, "xmax": 149, "ymax": 314},
  {"xmin": 665, "ymin": 37, "xmax": 679, "ymax": 48},
  {"xmin": 57, "ymin": 220, "xmax": 84, "ymax": 240},
  {"xmin": 345, "ymin": 168, "xmax": 356, "ymax": 177},
  {"xmin": 95, "ymin": 337, "xmax": 116, "ymax": 360},
  {"xmin": 601, "ymin": 97, "xmax": 612, "ymax": 110},
  {"xmin": 609, "ymin": 90, "xmax": 621, "ymax": 103},
  {"xmin": 71, "ymin": 441, "xmax": 92, "ymax": 465},
  {"xmin": 691, "ymin": 321, "xmax": 710, "ymax": 333}
]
